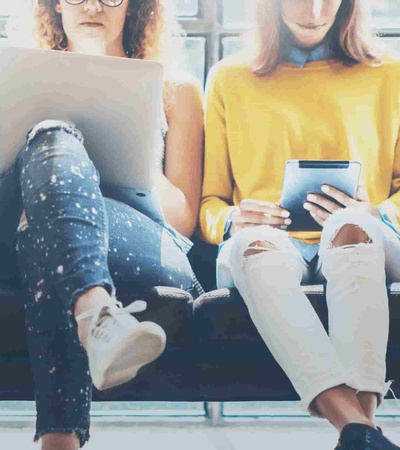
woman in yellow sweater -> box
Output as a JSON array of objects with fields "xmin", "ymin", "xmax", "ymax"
[{"xmin": 200, "ymin": 1, "xmax": 400, "ymax": 449}]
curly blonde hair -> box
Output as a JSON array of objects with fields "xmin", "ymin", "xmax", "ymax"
[
  {"xmin": 9, "ymin": 0, "xmax": 183, "ymax": 69},
  {"xmin": 7, "ymin": 0, "xmax": 184, "ymax": 70},
  {"xmin": 7, "ymin": 0, "xmax": 185, "ymax": 110}
]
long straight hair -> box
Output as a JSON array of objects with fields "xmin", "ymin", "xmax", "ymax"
[{"xmin": 249, "ymin": 0, "xmax": 382, "ymax": 76}]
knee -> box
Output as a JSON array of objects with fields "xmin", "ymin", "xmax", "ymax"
[
  {"xmin": 229, "ymin": 227, "xmax": 303, "ymax": 285},
  {"xmin": 243, "ymin": 240, "xmax": 278, "ymax": 257},
  {"xmin": 230, "ymin": 226, "xmax": 293, "ymax": 265},
  {"xmin": 330, "ymin": 224, "xmax": 372, "ymax": 248},
  {"xmin": 27, "ymin": 119, "xmax": 82, "ymax": 143},
  {"xmin": 24, "ymin": 120, "xmax": 85, "ymax": 159},
  {"xmin": 322, "ymin": 209, "xmax": 384, "ymax": 251},
  {"xmin": 20, "ymin": 120, "xmax": 88, "ymax": 167}
]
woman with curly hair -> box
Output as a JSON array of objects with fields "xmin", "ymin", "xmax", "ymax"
[{"xmin": 3, "ymin": 0, "xmax": 203, "ymax": 448}]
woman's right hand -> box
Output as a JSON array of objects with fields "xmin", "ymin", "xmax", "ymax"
[{"xmin": 229, "ymin": 199, "xmax": 291, "ymax": 237}]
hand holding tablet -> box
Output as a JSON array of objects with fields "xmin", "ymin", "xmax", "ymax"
[
  {"xmin": 228, "ymin": 199, "xmax": 291, "ymax": 237},
  {"xmin": 228, "ymin": 160, "xmax": 379, "ymax": 237},
  {"xmin": 280, "ymin": 160, "xmax": 362, "ymax": 231}
]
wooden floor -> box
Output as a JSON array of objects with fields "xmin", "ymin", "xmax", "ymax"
[{"xmin": 1, "ymin": 418, "xmax": 400, "ymax": 450}]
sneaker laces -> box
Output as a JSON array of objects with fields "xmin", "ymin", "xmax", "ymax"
[
  {"xmin": 119, "ymin": 300, "xmax": 147, "ymax": 314},
  {"xmin": 386, "ymin": 380, "xmax": 400, "ymax": 411},
  {"xmin": 93, "ymin": 300, "xmax": 148, "ymax": 341},
  {"xmin": 76, "ymin": 300, "xmax": 148, "ymax": 342}
]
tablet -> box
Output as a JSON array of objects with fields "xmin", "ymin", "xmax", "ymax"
[{"xmin": 280, "ymin": 160, "xmax": 362, "ymax": 232}]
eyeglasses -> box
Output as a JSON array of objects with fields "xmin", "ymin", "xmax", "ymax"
[{"xmin": 64, "ymin": 0, "xmax": 125, "ymax": 7}]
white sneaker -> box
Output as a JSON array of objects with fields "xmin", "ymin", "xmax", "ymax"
[{"xmin": 76, "ymin": 300, "xmax": 167, "ymax": 391}]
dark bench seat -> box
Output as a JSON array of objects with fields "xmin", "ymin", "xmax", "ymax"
[
  {"xmin": 193, "ymin": 284, "xmax": 400, "ymax": 401},
  {"xmin": 1, "ymin": 282, "xmax": 400, "ymax": 402}
]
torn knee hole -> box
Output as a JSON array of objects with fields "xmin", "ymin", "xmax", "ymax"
[
  {"xmin": 244, "ymin": 240, "xmax": 277, "ymax": 257},
  {"xmin": 329, "ymin": 224, "xmax": 373, "ymax": 249}
]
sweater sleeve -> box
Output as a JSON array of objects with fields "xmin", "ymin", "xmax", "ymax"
[
  {"xmin": 377, "ymin": 128, "xmax": 400, "ymax": 231},
  {"xmin": 199, "ymin": 65, "xmax": 238, "ymax": 245}
]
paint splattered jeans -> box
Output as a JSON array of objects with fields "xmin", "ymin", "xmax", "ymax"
[
  {"xmin": 0, "ymin": 121, "xmax": 194, "ymax": 446},
  {"xmin": 217, "ymin": 209, "xmax": 400, "ymax": 417}
]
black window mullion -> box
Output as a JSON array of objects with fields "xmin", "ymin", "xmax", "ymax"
[
  {"xmin": 203, "ymin": 0, "xmax": 219, "ymax": 73},
  {"xmin": 378, "ymin": 30, "xmax": 400, "ymax": 37}
]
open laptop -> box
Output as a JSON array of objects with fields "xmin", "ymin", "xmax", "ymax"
[{"xmin": 0, "ymin": 46, "xmax": 165, "ymax": 219}]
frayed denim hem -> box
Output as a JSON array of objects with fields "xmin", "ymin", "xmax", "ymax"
[
  {"xmin": 71, "ymin": 279, "xmax": 117, "ymax": 310},
  {"xmin": 68, "ymin": 280, "xmax": 117, "ymax": 327},
  {"xmin": 34, "ymin": 427, "xmax": 90, "ymax": 448}
]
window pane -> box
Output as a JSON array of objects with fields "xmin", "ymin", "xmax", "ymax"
[
  {"xmin": 382, "ymin": 37, "xmax": 400, "ymax": 54},
  {"xmin": 0, "ymin": 5, "xmax": 11, "ymax": 17},
  {"xmin": 222, "ymin": 0, "xmax": 254, "ymax": 28},
  {"xmin": 0, "ymin": 0, "xmax": 28, "ymax": 17},
  {"xmin": 175, "ymin": 0, "xmax": 199, "ymax": 17},
  {"xmin": 222, "ymin": 36, "xmax": 241, "ymax": 58},
  {"xmin": 179, "ymin": 37, "xmax": 206, "ymax": 86},
  {"xmin": 221, "ymin": 0, "xmax": 400, "ymax": 30},
  {"xmin": 372, "ymin": 0, "xmax": 400, "ymax": 28}
]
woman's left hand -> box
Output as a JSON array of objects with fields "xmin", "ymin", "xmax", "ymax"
[{"xmin": 303, "ymin": 185, "xmax": 381, "ymax": 227}]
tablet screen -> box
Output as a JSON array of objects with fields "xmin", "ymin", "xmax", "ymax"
[{"xmin": 280, "ymin": 160, "xmax": 361, "ymax": 232}]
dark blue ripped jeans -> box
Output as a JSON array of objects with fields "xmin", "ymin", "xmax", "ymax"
[{"xmin": 0, "ymin": 121, "xmax": 194, "ymax": 446}]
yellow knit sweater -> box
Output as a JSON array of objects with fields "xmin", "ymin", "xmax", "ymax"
[{"xmin": 199, "ymin": 56, "xmax": 400, "ymax": 245}]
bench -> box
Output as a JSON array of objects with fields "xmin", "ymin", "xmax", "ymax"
[{"xmin": 1, "ymin": 240, "xmax": 400, "ymax": 406}]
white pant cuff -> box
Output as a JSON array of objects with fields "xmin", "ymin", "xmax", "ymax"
[
  {"xmin": 300, "ymin": 377, "xmax": 351, "ymax": 418},
  {"xmin": 300, "ymin": 379, "xmax": 393, "ymax": 417}
]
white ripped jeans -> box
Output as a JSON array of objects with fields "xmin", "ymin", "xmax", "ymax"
[{"xmin": 217, "ymin": 208, "xmax": 400, "ymax": 416}]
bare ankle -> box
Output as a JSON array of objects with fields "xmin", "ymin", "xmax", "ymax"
[
  {"xmin": 350, "ymin": 418, "xmax": 376, "ymax": 429},
  {"xmin": 74, "ymin": 286, "xmax": 115, "ymax": 349},
  {"xmin": 357, "ymin": 391, "xmax": 378, "ymax": 422},
  {"xmin": 314, "ymin": 385, "xmax": 372, "ymax": 431},
  {"xmin": 74, "ymin": 286, "xmax": 114, "ymax": 318},
  {"xmin": 41, "ymin": 432, "xmax": 80, "ymax": 450}
]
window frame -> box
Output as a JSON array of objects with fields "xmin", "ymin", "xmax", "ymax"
[
  {"xmin": 2, "ymin": 1, "xmax": 400, "ymax": 75},
  {"xmin": 177, "ymin": 0, "xmax": 400, "ymax": 80},
  {"xmin": 178, "ymin": 0, "xmax": 219, "ymax": 74}
]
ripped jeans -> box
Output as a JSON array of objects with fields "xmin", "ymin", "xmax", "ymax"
[
  {"xmin": 0, "ymin": 121, "xmax": 194, "ymax": 446},
  {"xmin": 217, "ymin": 208, "xmax": 400, "ymax": 417}
]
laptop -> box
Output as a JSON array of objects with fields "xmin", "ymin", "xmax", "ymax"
[{"xmin": 0, "ymin": 46, "xmax": 165, "ymax": 221}]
